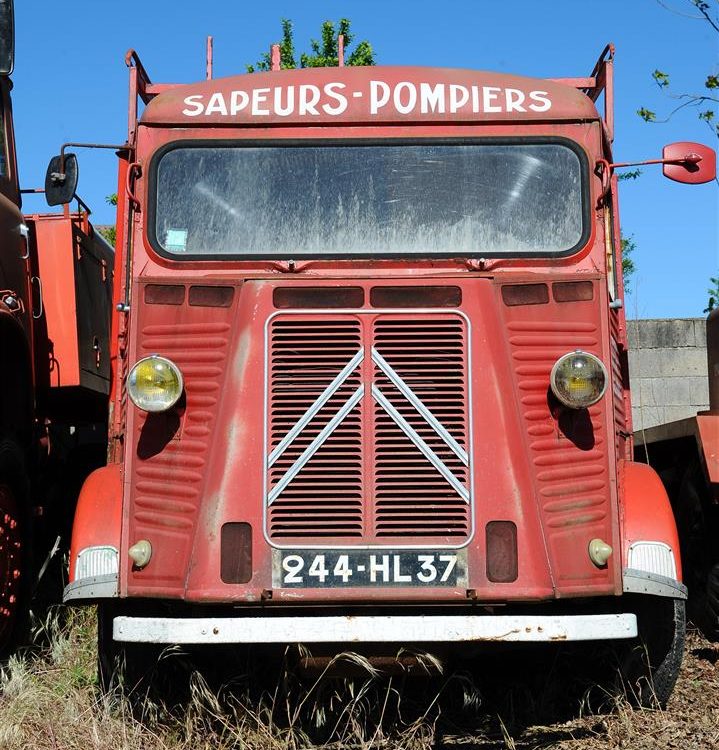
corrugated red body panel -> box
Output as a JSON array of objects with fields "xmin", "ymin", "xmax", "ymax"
[
  {"xmin": 125, "ymin": 295, "xmax": 236, "ymax": 595},
  {"xmin": 499, "ymin": 280, "xmax": 620, "ymax": 595},
  {"xmin": 122, "ymin": 277, "xmax": 618, "ymax": 603},
  {"xmin": 29, "ymin": 213, "xmax": 113, "ymax": 396}
]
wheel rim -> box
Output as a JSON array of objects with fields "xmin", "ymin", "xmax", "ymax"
[{"xmin": 0, "ymin": 484, "xmax": 22, "ymax": 643}]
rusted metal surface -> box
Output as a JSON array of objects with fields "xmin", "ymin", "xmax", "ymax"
[
  {"xmin": 66, "ymin": 49, "xmax": 696, "ymax": 647},
  {"xmin": 0, "ymin": 484, "xmax": 22, "ymax": 637},
  {"xmin": 112, "ymin": 613, "xmax": 639, "ymax": 644},
  {"xmin": 206, "ymin": 35, "xmax": 213, "ymax": 80},
  {"xmin": 28, "ymin": 212, "xmax": 113, "ymax": 395},
  {"xmin": 270, "ymin": 43, "xmax": 280, "ymax": 72},
  {"xmin": 141, "ymin": 67, "xmax": 599, "ymax": 127},
  {"xmin": 696, "ymin": 414, "xmax": 719, "ymax": 486}
]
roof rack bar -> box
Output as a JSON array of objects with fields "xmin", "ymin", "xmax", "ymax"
[
  {"xmin": 548, "ymin": 77, "xmax": 596, "ymax": 89},
  {"xmin": 586, "ymin": 43, "xmax": 614, "ymax": 142},
  {"xmin": 125, "ymin": 49, "xmax": 153, "ymax": 144},
  {"xmin": 338, "ymin": 34, "xmax": 345, "ymax": 67},
  {"xmin": 549, "ymin": 43, "xmax": 614, "ymax": 144},
  {"xmin": 271, "ymin": 43, "xmax": 281, "ymax": 71},
  {"xmin": 206, "ymin": 35, "xmax": 213, "ymax": 80}
]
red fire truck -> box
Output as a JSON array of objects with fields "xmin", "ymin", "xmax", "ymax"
[
  {"xmin": 635, "ymin": 314, "xmax": 719, "ymax": 639},
  {"xmin": 0, "ymin": 0, "xmax": 112, "ymax": 653},
  {"xmin": 59, "ymin": 43, "xmax": 715, "ymax": 705}
]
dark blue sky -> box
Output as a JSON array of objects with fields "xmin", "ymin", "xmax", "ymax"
[{"xmin": 12, "ymin": 0, "xmax": 718, "ymax": 317}]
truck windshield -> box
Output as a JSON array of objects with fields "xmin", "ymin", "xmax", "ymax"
[{"xmin": 151, "ymin": 141, "xmax": 586, "ymax": 259}]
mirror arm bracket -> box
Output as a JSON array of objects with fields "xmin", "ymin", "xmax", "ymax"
[
  {"xmin": 57, "ymin": 142, "xmax": 131, "ymax": 177},
  {"xmin": 606, "ymin": 153, "xmax": 703, "ymax": 171}
]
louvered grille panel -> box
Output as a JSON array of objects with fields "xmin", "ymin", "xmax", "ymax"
[
  {"xmin": 268, "ymin": 319, "xmax": 364, "ymax": 538},
  {"xmin": 266, "ymin": 312, "xmax": 472, "ymax": 545},
  {"xmin": 609, "ymin": 311, "xmax": 629, "ymax": 459},
  {"xmin": 373, "ymin": 319, "xmax": 470, "ymax": 538}
]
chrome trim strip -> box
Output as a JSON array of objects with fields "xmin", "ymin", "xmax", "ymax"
[
  {"xmin": 263, "ymin": 307, "xmax": 475, "ymax": 550},
  {"xmin": 268, "ymin": 349, "xmax": 364, "ymax": 468},
  {"xmin": 372, "ymin": 384, "xmax": 469, "ymax": 504},
  {"xmin": 114, "ymin": 613, "xmax": 638, "ymax": 644},
  {"xmin": 371, "ymin": 347, "xmax": 468, "ymax": 466},
  {"xmin": 63, "ymin": 574, "xmax": 119, "ymax": 603},
  {"xmin": 268, "ymin": 385, "xmax": 365, "ymax": 505}
]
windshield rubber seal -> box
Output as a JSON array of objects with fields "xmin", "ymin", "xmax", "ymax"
[{"xmin": 145, "ymin": 136, "xmax": 591, "ymax": 263}]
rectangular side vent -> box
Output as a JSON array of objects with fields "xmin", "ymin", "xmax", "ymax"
[
  {"xmin": 189, "ymin": 285, "xmax": 235, "ymax": 308},
  {"xmin": 145, "ymin": 284, "xmax": 184, "ymax": 305},
  {"xmin": 501, "ymin": 284, "xmax": 549, "ymax": 307},
  {"xmin": 274, "ymin": 287, "xmax": 364, "ymax": 309},
  {"xmin": 221, "ymin": 523, "xmax": 253, "ymax": 583},
  {"xmin": 371, "ymin": 286, "xmax": 461, "ymax": 308},
  {"xmin": 553, "ymin": 281, "xmax": 594, "ymax": 302}
]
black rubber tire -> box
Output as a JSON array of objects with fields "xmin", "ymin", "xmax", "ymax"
[
  {"xmin": 675, "ymin": 461, "xmax": 719, "ymax": 639},
  {"xmin": 97, "ymin": 602, "xmax": 188, "ymax": 701},
  {"xmin": 0, "ymin": 439, "xmax": 31, "ymax": 657},
  {"xmin": 618, "ymin": 597, "xmax": 685, "ymax": 709},
  {"xmin": 97, "ymin": 602, "xmax": 153, "ymax": 696}
]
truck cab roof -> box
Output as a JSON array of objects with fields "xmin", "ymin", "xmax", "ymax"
[{"xmin": 139, "ymin": 66, "xmax": 601, "ymax": 128}]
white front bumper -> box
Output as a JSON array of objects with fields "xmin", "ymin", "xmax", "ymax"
[{"xmin": 114, "ymin": 613, "xmax": 637, "ymax": 644}]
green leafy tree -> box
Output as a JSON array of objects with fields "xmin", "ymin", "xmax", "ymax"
[
  {"xmin": 97, "ymin": 193, "xmax": 117, "ymax": 247},
  {"xmin": 621, "ymin": 235, "xmax": 637, "ymax": 293},
  {"xmin": 248, "ymin": 18, "xmax": 375, "ymax": 72},
  {"xmin": 704, "ymin": 275, "xmax": 719, "ymax": 312},
  {"xmin": 638, "ymin": 1, "xmax": 718, "ymax": 138},
  {"xmin": 616, "ymin": 171, "xmax": 641, "ymax": 291}
]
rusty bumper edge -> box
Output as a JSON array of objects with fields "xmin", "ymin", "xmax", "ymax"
[{"xmin": 113, "ymin": 613, "xmax": 637, "ymax": 645}]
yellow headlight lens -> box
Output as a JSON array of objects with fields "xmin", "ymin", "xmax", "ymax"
[
  {"xmin": 550, "ymin": 351, "xmax": 607, "ymax": 409},
  {"xmin": 127, "ymin": 355, "xmax": 183, "ymax": 412}
]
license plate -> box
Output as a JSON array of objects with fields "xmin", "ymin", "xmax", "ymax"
[{"xmin": 273, "ymin": 549, "xmax": 466, "ymax": 588}]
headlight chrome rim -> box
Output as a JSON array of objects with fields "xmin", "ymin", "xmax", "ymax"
[
  {"xmin": 127, "ymin": 354, "xmax": 184, "ymax": 413},
  {"xmin": 550, "ymin": 350, "xmax": 608, "ymax": 409}
]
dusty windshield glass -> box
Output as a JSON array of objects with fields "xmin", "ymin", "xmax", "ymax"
[{"xmin": 153, "ymin": 142, "xmax": 585, "ymax": 258}]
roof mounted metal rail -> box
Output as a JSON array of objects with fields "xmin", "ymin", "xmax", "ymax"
[
  {"xmin": 125, "ymin": 49, "xmax": 182, "ymax": 144},
  {"xmin": 548, "ymin": 43, "xmax": 614, "ymax": 143}
]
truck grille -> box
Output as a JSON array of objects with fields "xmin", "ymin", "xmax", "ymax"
[{"xmin": 266, "ymin": 312, "xmax": 471, "ymax": 546}]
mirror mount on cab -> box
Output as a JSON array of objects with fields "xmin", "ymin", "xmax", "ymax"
[
  {"xmin": 44, "ymin": 141, "xmax": 130, "ymax": 207},
  {"xmin": 595, "ymin": 141, "xmax": 716, "ymax": 206}
]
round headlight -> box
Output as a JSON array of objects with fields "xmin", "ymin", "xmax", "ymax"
[
  {"xmin": 127, "ymin": 355, "xmax": 183, "ymax": 412},
  {"xmin": 550, "ymin": 351, "xmax": 608, "ymax": 409}
]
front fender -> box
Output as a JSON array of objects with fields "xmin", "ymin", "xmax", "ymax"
[
  {"xmin": 621, "ymin": 460, "xmax": 682, "ymax": 583},
  {"xmin": 65, "ymin": 463, "xmax": 122, "ymax": 602}
]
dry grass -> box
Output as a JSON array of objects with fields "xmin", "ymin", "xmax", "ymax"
[{"xmin": 0, "ymin": 608, "xmax": 718, "ymax": 749}]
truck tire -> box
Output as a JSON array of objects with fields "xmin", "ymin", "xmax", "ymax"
[
  {"xmin": 97, "ymin": 602, "xmax": 170, "ymax": 699},
  {"xmin": 0, "ymin": 439, "xmax": 30, "ymax": 657},
  {"xmin": 676, "ymin": 461, "xmax": 719, "ymax": 639},
  {"xmin": 618, "ymin": 597, "xmax": 685, "ymax": 709}
]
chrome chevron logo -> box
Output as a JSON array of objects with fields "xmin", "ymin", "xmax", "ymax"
[{"xmin": 267, "ymin": 345, "xmax": 469, "ymax": 506}]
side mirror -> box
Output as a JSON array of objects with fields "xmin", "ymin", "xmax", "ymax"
[
  {"xmin": 45, "ymin": 153, "xmax": 79, "ymax": 206},
  {"xmin": 0, "ymin": 0, "xmax": 13, "ymax": 76},
  {"xmin": 662, "ymin": 142, "xmax": 716, "ymax": 185}
]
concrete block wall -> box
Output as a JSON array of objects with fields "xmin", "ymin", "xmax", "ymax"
[{"xmin": 627, "ymin": 318, "xmax": 709, "ymax": 431}]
